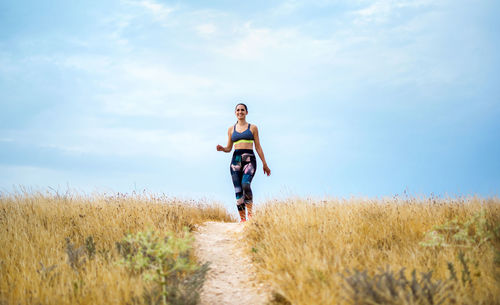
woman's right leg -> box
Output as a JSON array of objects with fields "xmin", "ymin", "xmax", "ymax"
[{"xmin": 230, "ymin": 154, "xmax": 246, "ymax": 221}]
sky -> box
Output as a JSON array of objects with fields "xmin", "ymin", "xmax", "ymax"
[{"xmin": 1, "ymin": 0, "xmax": 499, "ymax": 211}]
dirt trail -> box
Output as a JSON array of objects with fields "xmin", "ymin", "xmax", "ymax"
[{"xmin": 193, "ymin": 221, "xmax": 270, "ymax": 305}]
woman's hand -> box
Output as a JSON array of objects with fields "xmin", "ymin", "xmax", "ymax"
[
  {"xmin": 263, "ymin": 164, "xmax": 271, "ymax": 176},
  {"xmin": 216, "ymin": 144, "xmax": 225, "ymax": 152}
]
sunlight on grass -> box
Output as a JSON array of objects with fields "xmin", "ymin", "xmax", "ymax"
[
  {"xmin": 245, "ymin": 196, "xmax": 500, "ymax": 305},
  {"xmin": 0, "ymin": 189, "xmax": 234, "ymax": 305}
]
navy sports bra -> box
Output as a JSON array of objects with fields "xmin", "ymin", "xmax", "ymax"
[{"xmin": 231, "ymin": 123, "xmax": 254, "ymax": 144}]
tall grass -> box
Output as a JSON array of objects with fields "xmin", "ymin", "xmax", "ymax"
[
  {"xmin": 245, "ymin": 196, "xmax": 500, "ymax": 305},
  {"xmin": 0, "ymin": 189, "xmax": 234, "ymax": 305}
]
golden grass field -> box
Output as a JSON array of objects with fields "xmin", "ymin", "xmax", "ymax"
[
  {"xmin": 1, "ymin": 190, "xmax": 499, "ymax": 305},
  {"xmin": 0, "ymin": 190, "xmax": 234, "ymax": 305},
  {"xmin": 245, "ymin": 197, "xmax": 500, "ymax": 305}
]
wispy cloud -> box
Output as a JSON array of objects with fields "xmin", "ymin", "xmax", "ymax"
[
  {"xmin": 195, "ymin": 23, "xmax": 217, "ymax": 37},
  {"xmin": 51, "ymin": 127, "xmax": 215, "ymax": 159},
  {"xmin": 4, "ymin": 126, "xmax": 216, "ymax": 161},
  {"xmin": 354, "ymin": 0, "xmax": 435, "ymax": 24},
  {"xmin": 124, "ymin": 0, "xmax": 176, "ymax": 21},
  {"xmin": 1, "ymin": 0, "xmax": 498, "ymax": 198}
]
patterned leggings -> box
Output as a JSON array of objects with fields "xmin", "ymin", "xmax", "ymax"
[{"xmin": 230, "ymin": 149, "xmax": 256, "ymax": 211}]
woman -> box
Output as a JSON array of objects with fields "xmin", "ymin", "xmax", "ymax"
[{"xmin": 216, "ymin": 103, "xmax": 271, "ymax": 222}]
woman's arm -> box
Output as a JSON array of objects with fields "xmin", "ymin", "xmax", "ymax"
[
  {"xmin": 252, "ymin": 125, "xmax": 271, "ymax": 176},
  {"xmin": 216, "ymin": 127, "xmax": 233, "ymax": 153}
]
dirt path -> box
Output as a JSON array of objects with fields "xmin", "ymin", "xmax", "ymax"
[{"xmin": 193, "ymin": 221, "xmax": 270, "ymax": 305}]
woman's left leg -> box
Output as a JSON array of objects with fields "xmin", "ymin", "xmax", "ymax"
[{"xmin": 241, "ymin": 153, "xmax": 257, "ymax": 219}]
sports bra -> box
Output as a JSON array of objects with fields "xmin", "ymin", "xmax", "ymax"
[{"xmin": 231, "ymin": 123, "xmax": 254, "ymax": 145}]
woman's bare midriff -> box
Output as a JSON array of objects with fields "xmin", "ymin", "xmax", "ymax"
[{"xmin": 234, "ymin": 143, "xmax": 254, "ymax": 150}]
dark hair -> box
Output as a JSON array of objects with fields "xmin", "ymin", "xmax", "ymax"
[{"xmin": 235, "ymin": 103, "xmax": 248, "ymax": 112}]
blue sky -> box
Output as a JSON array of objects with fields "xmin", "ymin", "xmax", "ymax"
[{"xmin": 1, "ymin": 0, "xmax": 499, "ymax": 211}]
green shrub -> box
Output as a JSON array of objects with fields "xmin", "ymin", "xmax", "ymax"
[
  {"xmin": 341, "ymin": 267, "xmax": 452, "ymax": 305},
  {"xmin": 116, "ymin": 229, "xmax": 208, "ymax": 305},
  {"xmin": 419, "ymin": 210, "xmax": 498, "ymax": 249}
]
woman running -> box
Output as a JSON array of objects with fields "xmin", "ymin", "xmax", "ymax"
[{"xmin": 216, "ymin": 103, "xmax": 271, "ymax": 222}]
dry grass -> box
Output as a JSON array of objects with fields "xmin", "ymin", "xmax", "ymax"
[
  {"xmin": 3, "ymin": 189, "xmax": 499, "ymax": 305},
  {"xmin": 245, "ymin": 196, "xmax": 500, "ymax": 305},
  {"xmin": 0, "ymin": 189, "xmax": 234, "ymax": 305}
]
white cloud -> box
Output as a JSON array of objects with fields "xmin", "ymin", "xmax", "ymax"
[
  {"xmin": 9, "ymin": 0, "xmax": 458, "ymax": 111},
  {"xmin": 129, "ymin": 0, "xmax": 175, "ymax": 20},
  {"xmin": 196, "ymin": 23, "xmax": 217, "ymax": 36},
  {"xmin": 93, "ymin": 61, "xmax": 224, "ymax": 117},
  {"xmin": 355, "ymin": 1, "xmax": 393, "ymax": 23},
  {"xmin": 214, "ymin": 24, "xmax": 300, "ymax": 60},
  {"xmin": 61, "ymin": 55, "xmax": 113, "ymax": 72},
  {"xmin": 38, "ymin": 127, "xmax": 216, "ymax": 161},
  {"xmin": 20, "ymin": 49, "xmax": 226, "ymax": 118},
  {"xmin": 270, "ymin": 0, "xmax": 301, "ymax": 16},
  {"xmin": 0, "ymin": 52, "xmax": 21, "ymax": 77},
  {"xmin": 0, "ymin": 165, "xmax": 69, "ymax": 185},
  {"xmin": 1, "ymin": 0, "xmax": 496, "ymax": 199},
  {"xmin": 354, "ymin": 0, "xmax": 434, "ymax": 24}
]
